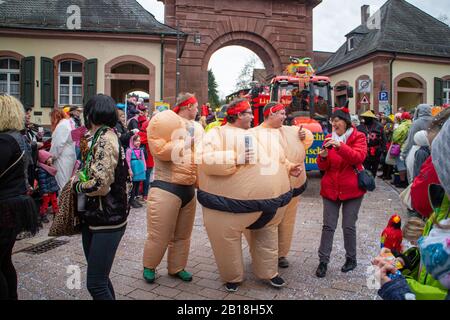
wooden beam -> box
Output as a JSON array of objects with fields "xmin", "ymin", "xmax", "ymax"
[
  {"xmin": 397, "ymin": 86, "xmax": 425, "ymax": 93},
  {"xmin": 105, "ymin": 73, "xmax": 151, "ymax": 81}
]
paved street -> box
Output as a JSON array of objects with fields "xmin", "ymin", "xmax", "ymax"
[{"xmin": 13, "ymin": 173, "xmax": 404, "ymax": 300}]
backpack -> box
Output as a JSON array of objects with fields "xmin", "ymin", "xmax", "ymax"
[{"xmin": 410, "ymin": 157, "xmax": 440, "ymax": 218}]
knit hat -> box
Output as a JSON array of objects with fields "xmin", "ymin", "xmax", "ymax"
[
  {"xmin": 138, "ymin": 104, "xmax": 148, "ymax": 111},
  {"xmin": 331, "ymin": 106, "xmax": 351, "ymax": 123},
  {"xmin": 38, "ymin": 150, "xmax": 52, "ymax": 164},
  {"xmin": 401, "ymin": 112, "xmax": 412, "ymax": 120},
  {"xmin": 432, "ymin": 118, "xmax": 450, "ymax": 196},
  {"xmin": 116, "ymin": 103, "xmax": 126, "ymax": 110}
]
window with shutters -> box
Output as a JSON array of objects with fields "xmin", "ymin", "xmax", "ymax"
[
  {"xmin": 58, "ymin": 60, "xmax": 82, "ymax": 106},
  {"xmin": 444, "ymin": 80, "xmax": 450, "ymax": 105},
  {"xmin": 0, "ymin": 58, "xmax": 20, "ymax": 99}
]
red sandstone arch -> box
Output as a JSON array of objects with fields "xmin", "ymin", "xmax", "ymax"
[
  {"xmin": 160, "ymin": 0, "xmax": 320, "ymax": 105},
  {"xmin": 201, "ymin": 32, "xmax": 282, "ymax": 78}
]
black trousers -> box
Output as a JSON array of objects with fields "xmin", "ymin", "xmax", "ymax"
[
  {"xmin": 0, "ymin": 227, "xmax": 18, "ymax": 300},
  {"xmin": 364, "ymin": 158, "xmax": 380, "ymax": 178},
  {"xmin": 81, "ymin": 225, "xmax": 125, "ymax": 300}
]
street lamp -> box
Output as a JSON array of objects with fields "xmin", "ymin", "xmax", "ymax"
[{"xmin": 194, "ymin": 32, "xmax": 201, "ymax": 46}]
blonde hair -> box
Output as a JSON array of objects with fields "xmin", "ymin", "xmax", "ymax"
[
  {"xmin": 403, "ymin": 217, "xmax": 426, "ymax": 242},
  {"xmin": 0, "ymin": 94, "xmax": 25, "ymax": 132}
]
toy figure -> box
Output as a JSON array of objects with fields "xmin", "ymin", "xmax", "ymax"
[{"xmin": 381, "ymin": 214, "xmax": 403, "ymax": 254}]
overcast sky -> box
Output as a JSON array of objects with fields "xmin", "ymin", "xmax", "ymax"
[{"xmin": 137, "ymin": 0, "xmax": 450, "ymax": 98}]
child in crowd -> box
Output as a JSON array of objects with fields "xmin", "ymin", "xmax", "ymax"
[
  {"xmin": 126, "ymin": 134, "xmax": 146, "ymax": 209},
  {"xmin": 37, "ymin": 150, "xmax": 59, "ymax": 223}
]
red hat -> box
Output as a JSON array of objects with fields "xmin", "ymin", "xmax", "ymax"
[
  {"xmin": 401, "ymin": 112, "xmax": 411, "ymax": 120},
  {"xmin": 138, "ymin": 104, "xmax": 148, "ymax": 111}
]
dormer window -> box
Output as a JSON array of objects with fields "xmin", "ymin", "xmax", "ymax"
[{"xmin": 347, "ymin": 37, "xmax": 355, "ymax": 52}]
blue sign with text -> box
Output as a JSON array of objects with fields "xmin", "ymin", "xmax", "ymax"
[
  {"xmin": 379, "ymin": 91, "xmax": 389, "ymax": 102},
  {"xmin": 305, "ymin": 132, "xmax": 326, "ymax": 171}
]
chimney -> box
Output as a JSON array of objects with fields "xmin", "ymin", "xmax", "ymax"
[{"xmin": 361, "ymin": 5, "xmax": 370, "ymax": 25}]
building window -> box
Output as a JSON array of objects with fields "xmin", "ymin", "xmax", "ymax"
[
  {"xmin": 0, "ymin": 58, "xmax": 20, "ymax": 99},
  {"xmin": 58, "ymin": 60, "xmax": 82, "ymax": 106},
  {"xmin": 347, "ymin": 37, "xmax": 355, "ymax": 52},
  {"xmin": 444, "ymin": 80, "xmax": 450, "ymax": 105}
]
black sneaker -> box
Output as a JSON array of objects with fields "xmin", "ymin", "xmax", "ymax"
[
  {"xmin": 41, "ymin": 215, "xmax": 49, "ymax": 223},
  {"xmin": 225, "ymin": 282, "xmax": 239, "ymax": 292},
  {"xmin": 341, "ymin": 259, "xmax": 357, "ymax": 273},
  {"xmin": 278, "ymin": 257, "xmax": 289, "ymax": 268},
  {"xmin": 130, "ymin": 199, "xmax": 142, "ymax": 208},
  {"xmin": 315, "ymin": 262, "xmax": 328, "ymax": 278},
  {"xmin": 269, "ymin": 275, "xmax": 286, "ymax": 288}
]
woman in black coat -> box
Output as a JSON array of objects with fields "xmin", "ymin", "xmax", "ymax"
[{"xmin": 0, "ymin": 94, "xmax": 39, "ymax": 300}]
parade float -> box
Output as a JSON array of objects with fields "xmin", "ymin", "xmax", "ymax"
[{"xmin": 268, "ymin": 56, "xmax": 354, "ymax": 170}]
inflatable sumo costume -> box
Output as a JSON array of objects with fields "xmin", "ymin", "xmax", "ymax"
[
  {"xmin": 143, "ymin": 96, "xmax": 203, "ymax": 281},
  {"xmin": 197, "ymin": 100, "xmax": 294, "ymax": 286},
  {"xmin": 250, "ymin": 103, "xmax": 314, "ymax": 266},
  {"xmin": 277, "ymin": 125, "xmax": 313, "ymax": 260}
]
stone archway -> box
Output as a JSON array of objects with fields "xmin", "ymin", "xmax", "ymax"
[{"xmin": 160, "ymin": 0, "xmax": 321, "ymax": 105}]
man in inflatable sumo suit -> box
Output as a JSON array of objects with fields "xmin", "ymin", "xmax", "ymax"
[
  {"xmin": 197, "ymin": 98, "xmax": 302, "ymax": 292},
  {"xmin": 142, "ymin": 93, "xmax": 204, "ymax": 284},
  {"xmin": 251, "ymin": 102, "xmax": 314, "ymax": 269}
]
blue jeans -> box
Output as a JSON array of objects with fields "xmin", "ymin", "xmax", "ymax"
[
  {"xmin": 143, "ymin": 168, "xmax": 153, "ymax": 197},
  {"xmin": 81, "ymin": 225, "xmax": 125, "ymax": 300}
]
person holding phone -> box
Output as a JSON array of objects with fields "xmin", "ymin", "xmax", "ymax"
[
  {"xmin": 197, "ymin": 99, "xmax": 298, "ymax": 292},
  {"xmin": 315, "ymin": 105, "xmax": 368, "ymax": 278},
  {"xmin": 250, "ymin": 102, "xmax": 314, "ymax": 269}
]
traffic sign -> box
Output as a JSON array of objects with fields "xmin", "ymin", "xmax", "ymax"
[
  {"xmin": 360, "ymin": 94, "xmax": 370, "ymax": 104},
  {"xmin": 379, "ymin": 91, "xmax": 389, "ymax": 102}
]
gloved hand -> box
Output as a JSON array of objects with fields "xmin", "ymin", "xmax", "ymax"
[{"xmin": 131, "ymin": 129, "xmax": 140, "ymax": 135}]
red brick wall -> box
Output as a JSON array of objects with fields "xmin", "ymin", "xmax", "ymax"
[{"xmin": 160, "ymin": 0, "xmax": 320, "ymax": 105}]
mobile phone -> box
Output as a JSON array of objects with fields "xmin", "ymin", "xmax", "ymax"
[
  {"xmin": 188, "ymin": 126, "xmax": 195, "ymax": 137},
  {"xmin": 245, "ymin": 135, "xmax": 253, "ymax": 151}
]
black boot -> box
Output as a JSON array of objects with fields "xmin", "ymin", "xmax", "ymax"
[
  {"xmin": 315, "ymin": 262, "xmax": 327, "ymax": 278},
  {"xmin": 341, "ymin": 258, "xmax": 357, "ymax": 273},
  {"xmin": 130, "ymin": 199, "xmax": 142, "ymax": 208},
  {"xmin": 278, "ymin": 257, "xmax": 289, "ymax": 268}
]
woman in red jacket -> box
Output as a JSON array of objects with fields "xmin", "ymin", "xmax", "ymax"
[{"xmin": 315, "ymin": 107, "xmax": 368, "ymax": 278}]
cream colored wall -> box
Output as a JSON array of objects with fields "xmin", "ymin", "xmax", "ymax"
[
  {"xmin": 0, "ymin": 36, "xmax": 162, "ymax": 125},
  {"xmin": 393, "ymin": 60, "xmax": 450, "ymax": 106},
  {"xmin": 326, "ymin": 62, "xmax": 374, "ymax": 114}
]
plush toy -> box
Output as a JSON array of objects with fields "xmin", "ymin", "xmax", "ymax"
[{"xmin": 381, "ymin": 214, "xmax": 403, "ymax": 254}]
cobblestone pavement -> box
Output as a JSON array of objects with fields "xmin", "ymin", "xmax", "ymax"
[{"xmin": 13, "ymin": 173, "xmax": 405, "ymax": 300}]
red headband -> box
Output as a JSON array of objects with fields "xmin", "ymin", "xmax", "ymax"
[
  {"xmin": 227, "ymin": 100, "xmax": 250, "ymax": 116},
  {"xmin": 333, "ymin": 107, "xmax": 350, "ymax": 114},
  {"xmin": 264, "ymin": 103, "xmax": 285, "ymax": 117},
  {"xmin": 173, "ymin": 96, "xmax": 198, "ymax": 114}
]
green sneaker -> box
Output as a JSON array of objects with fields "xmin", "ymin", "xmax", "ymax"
[
  {"xmin": 170, "ymin": 269, "xmax": 193, "ymax": 282},
  {"xmin": 143, "ymin": 268, "xmax": 156, "ymax": 283}
]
